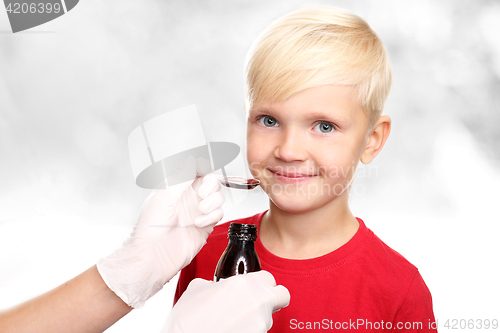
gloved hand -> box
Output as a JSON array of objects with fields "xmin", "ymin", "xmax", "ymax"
[
  {"xmin": 162, "ymin": 271, "xmax": 290, "ymax": 333},
  {"xmin": 97, "ymin": 157, "xmax": 225, "ymax": 309}
]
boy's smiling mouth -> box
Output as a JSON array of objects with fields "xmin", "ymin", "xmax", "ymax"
[{"xmin": 267, "ymin": 168, "xmax": 318, "ymax": 184}]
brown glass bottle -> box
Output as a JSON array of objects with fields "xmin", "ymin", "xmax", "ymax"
[{"xmin": 214, "ymin": 223, "xmax": 261, "ymax": 282}]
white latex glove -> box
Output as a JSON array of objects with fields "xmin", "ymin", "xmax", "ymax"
[
  {"xmin": 163, "ymin": 271, "xmax": 290, "ymax": 333},
  {"xmin": 97, "ymin": 157, "xmax": 224, "ymax": 309}
]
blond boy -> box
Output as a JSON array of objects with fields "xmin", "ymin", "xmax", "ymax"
[{"xmin": 175, "ymin": 6, "xmax": 436, "ymax": 332}]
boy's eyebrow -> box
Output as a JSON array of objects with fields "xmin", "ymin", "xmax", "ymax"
[
  {"xmin": 248, "ymin": 106, "xmax": 273, "ymax": 114},
  {"xmin": 247, "ymin": 106, "xmax": 281, "ymax": 119},
  {"xmin": 249, "ymin": 106, "xmax": 350, "ymax": 124},
  {"xmin": 304, "ymin": 110, "xmax": 349, "ymax": 124}
]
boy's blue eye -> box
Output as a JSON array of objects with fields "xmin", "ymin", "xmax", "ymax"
[
  {"xmin": 314, "ymin": 122, "xmax": 335, "ymax": 133},
  {"xmin": 259, "ymin": 116, "xmax": 279, "ymax": 127}
]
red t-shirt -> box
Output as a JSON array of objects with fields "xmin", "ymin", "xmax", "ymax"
[{"xmin": 174, "ymin": 211, "xmax": 437, "ymax": 332}]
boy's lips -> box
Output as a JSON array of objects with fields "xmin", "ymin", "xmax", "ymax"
[{"xmin": 267, "ymin": 169, "xmax": 318, "ymax": 184}]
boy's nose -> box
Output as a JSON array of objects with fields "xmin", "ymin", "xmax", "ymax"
[{"xmin": 274, "ymin": 128, "xmax": 307, "ymax": 162}]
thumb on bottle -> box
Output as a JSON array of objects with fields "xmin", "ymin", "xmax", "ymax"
[
  {"xmin": 185, "ymin": 277, "xmax": 212, "ymax": 292},
  {"xmin": 271, "ymin": 284, "xmax": 290, "ymax": 313},
  {"xmin": 251, "ymin": 270, "xmax": 277, "ymax": 286}
]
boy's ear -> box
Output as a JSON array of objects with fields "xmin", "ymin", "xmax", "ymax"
[{"xmin": 360, "ymin": 115, "xmax": 391, "ymax": 164}]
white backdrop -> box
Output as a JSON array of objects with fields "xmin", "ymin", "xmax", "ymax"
[{"xmin": 1, "ymin": 0, "xmax": 499, "ymax": 332}]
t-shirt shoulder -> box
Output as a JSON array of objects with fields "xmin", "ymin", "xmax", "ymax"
[
  {"xmin": 360, "ymin": 228, "xmax": 421, "ymax": 299},
  {"xmin": 370, "ymin": 231, "xmax": 418, "ymax": 274}
]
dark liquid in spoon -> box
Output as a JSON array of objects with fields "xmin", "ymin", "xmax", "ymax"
[{"xmin": 219, "ymin": 177, "xmax": 260, "ymax": 190}]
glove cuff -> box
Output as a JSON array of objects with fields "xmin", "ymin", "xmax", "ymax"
[{"xmin": 96, "ymin": 245, "xmax": 169, "ymax": 309}]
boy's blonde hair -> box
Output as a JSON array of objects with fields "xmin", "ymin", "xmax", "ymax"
[{"xmin": 245, "ymin": 6, "xmax": 392, "ymax": 125}]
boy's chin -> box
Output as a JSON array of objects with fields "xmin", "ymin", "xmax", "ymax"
[{"xmin": 269, "ymin": 195, "xmax": 325, "ymax": 214}]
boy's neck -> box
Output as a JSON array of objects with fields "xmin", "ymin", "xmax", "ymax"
[{"xmin": 259, "ymin": 195, "xmax": 359, "ymax": 260}]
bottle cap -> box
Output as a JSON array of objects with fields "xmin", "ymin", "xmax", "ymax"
[{"xmin": 228, "ymin": 223, "xmax": 257, "ymax": 241}]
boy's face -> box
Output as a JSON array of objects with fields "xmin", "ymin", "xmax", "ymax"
[{"xmin": 246, "ymin": 85, "xmax": 371, "ymax": 214}]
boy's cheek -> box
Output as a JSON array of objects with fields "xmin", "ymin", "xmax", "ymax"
[{"xmin": 246, "ymin": 140, "xmax": 271, "ymax": 165}]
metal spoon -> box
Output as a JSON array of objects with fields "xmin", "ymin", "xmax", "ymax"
[{"xmin": 218, "ymin": 176, "xmax": 261, "ymax": 190}]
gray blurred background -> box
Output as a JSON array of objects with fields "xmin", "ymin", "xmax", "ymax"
[{"xmin": 1, "ymin": 0, "xmax": 499, "ymax": 331}]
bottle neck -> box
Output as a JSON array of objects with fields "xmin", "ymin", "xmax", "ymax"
[{"xmin": 227, "ymin": 238, "xmax": 256, "ymax": 248}]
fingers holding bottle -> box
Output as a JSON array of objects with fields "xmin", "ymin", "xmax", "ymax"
[{"xmin": 163, "ymin": 271, "xmax": 290, "ymax": 333}]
